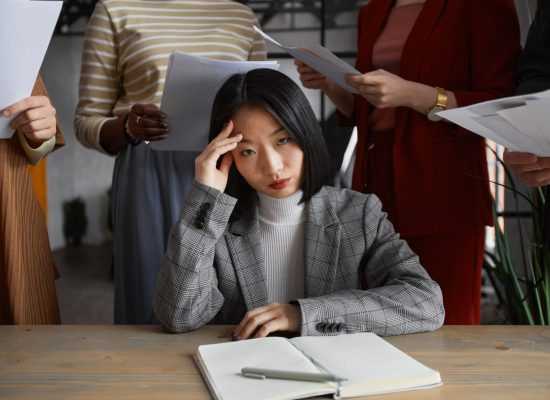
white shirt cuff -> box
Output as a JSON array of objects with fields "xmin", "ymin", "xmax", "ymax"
[{"xmin": 17, "ymin": 131, "xmax": 56, "ymax": 165}]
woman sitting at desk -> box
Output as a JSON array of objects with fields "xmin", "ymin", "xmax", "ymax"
[{"xmin": 154, "ymin": 69, "xmax": 444, "ymax": 338}]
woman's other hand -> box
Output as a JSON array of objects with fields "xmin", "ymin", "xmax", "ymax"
[
  {"xmin": 232, "ymin": 302, "xmax": 301, "ymax": 340},
  {"xmin": 345, "ymin": 69, "xmax": 413, "ymax": 109},
  {"xmin": 127, "ymin": 103, "xmax": 169, "ymax": 141},
  {"xmin": 294, "ymin": 59, "xmax": 355, "ymax": 118},
  {"xmin": 346, "ymin": 69, "xmax": 458, "ymax": 115},
  {"xmin": 503, "ymin": 150, "xmax": 550, "ymax": 187},
  {"xmin": 194, "ymin": 121, "xmax": 241, "ymax": 192},
  {"xmin": 3, "ymin": 96, "xmax": 56, "ymax": 148},
  {"xmin": 295, "ymin": 59, "xmax": 330, "ymax": 91}
]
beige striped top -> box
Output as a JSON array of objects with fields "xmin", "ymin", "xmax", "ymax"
[{"xmin": 74, "ymin": 0, "xmax": 266, "ymax": 153}]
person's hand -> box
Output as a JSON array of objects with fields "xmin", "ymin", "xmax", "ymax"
[
  {"xmin": 345, "ymin": 69, "xmax": 413, "ymax": 109},
  {"xmin": 294, "ymin": 59, "xmax": 331, "ymax": 91},
  {"xmin": 127, "ymin": 103, "xmax": 169, "ymax": 141},
  {"xmin": 194, "ymin": 121, "xmax": 241, "ymax": 192},
  {"xmin": 232, "ymin": 302, "xmax": 301, "ymax": 340},
  {"xmin": 3, "ymin": 96, "xmax": 56, "ymax": 148},
  {"xmin": 503, "ymin": 150, "xmax": 550, "ymax": 187}
]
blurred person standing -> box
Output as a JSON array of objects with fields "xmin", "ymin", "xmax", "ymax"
[
  {"xmin": 74, "ymin": 0, "xmax": 266, "ymax": 324},
  {"xmin": 1, "ymin": 77, "xmax": 64, "ymax": 324},
  {"xmin": 296, "ymin": 0, "xmax": 521, "ymax": 324},
  {"xmin": 503, "ymin": 0, "xmax": 550, "ymax": 256}
]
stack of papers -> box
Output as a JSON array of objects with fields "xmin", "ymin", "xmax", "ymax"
[
  {"xmin": 0, "ymin": 0, "xmax": 63, "ymax": 138},
  {"xmin": 253, "ymin": 26, "xmax": 360, "ymax": 94},
  {"xmin": 153, "ymin": 52, "xmax": 278, "ymax": 152},
  {"xmin": 438, "ymin": 89, "xmax": 550, "ymax": 156}
]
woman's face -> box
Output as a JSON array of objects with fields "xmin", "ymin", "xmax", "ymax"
[{"xmin": 230, "ymin": 105, "xmax": 305, "ymax": 198}]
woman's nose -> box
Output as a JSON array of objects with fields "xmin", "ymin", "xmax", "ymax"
[{"xmin": 262, "ymin": 149, "xmax": 283, "ymax": 175}]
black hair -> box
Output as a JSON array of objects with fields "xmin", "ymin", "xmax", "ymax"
[{"xmin": 209, "ymin": 68, "xmax": 330, "ymax": 205}]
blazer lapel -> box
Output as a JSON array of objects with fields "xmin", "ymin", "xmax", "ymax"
[
  {"xmin": 356, "ymin": 0, "xmax": 393, "ymax": 73},
  {"xmin": 400, "ymin": 0, "xmax": 446, "ymax": 80},
  {"xmin": 226, "ymin": 206, "xmax": 269, "ymax": 310},
  {"xmin": 304, "ymin": 188, "xmax": 341, "ymax": 297}
]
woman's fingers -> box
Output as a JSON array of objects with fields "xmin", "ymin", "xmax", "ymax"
[
  {"xmin": 3, "ymin": 96, "xmax": 51, "ymax": 118},
  {"xmin": 129, "ymin": 103, "xmax": 169, "ymax": 140},
  {"xmin": 201, "ymin": 135, "xmax": 241, "ymax": 166},
  {"xmin": 233, "ymin": 303, "xmax": 301, "ymax": 340},
  {"xmin": 218, "ymin": 151, "xmax": 234, "ymax": 176},
  {"xmin": 9, "ymin": 106, "xmax": 54, "ymax": 129},
  {"xmin": 17, "ymin": 117, "xmax": 55, "ymax": 136},
  {"xmin": 194, "ymin": 121, "xmax": 240, "ymax": 191},
  {"xmin": 235, "ymin": 305, "xmax": 276, "ymax": 340}
]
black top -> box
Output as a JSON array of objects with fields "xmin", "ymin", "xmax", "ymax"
[{"xmin": 517, "ymin": 1, "xmax": 550, "ymax": 94}]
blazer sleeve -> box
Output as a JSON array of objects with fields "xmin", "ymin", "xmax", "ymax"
[
  {"xmin": 452, "ymin": 0, "xmax": 520, "ymax": 106},
  {"xmin": 154, "ymin": 181, "xmax": 237, "ymax": 333},
  {"xmin": 296, "ymin": 195, "xmax": 445, "ymax": 337}
]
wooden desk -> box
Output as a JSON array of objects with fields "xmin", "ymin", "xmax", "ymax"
[{"xmin": 0, "ymin": 325, "xmax": 549, "ymax": 399}]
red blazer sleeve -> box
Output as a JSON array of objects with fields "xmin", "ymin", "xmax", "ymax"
[{"xmin": 452, "ymin": 0, "xmax": 521, "ymax": 106}]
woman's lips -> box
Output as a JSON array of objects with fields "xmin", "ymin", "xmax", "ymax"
[{"xmin": 269, "ymin": 178, "xmax": 291, "ymax": 190}]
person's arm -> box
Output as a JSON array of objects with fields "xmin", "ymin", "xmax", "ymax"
[
  {"xmin": 451, "ymin": 0, "xmax": 520, "ymax": 106},
  {"xmin": 344, "ymin": 0, "xmax": 519, "ymax": 114},
  {"xmin": 295, "ymin": 194, "xmax": 445, "ymax": 337},
  {"xmin": 344, "ymin": 69, "xmax": 458, "ymax": 115},
  {"xmin": 3, "ymin": 95, "xmax": 57, "ymax": 164},
  {"xmin": 154, "ymin": 123, "xmax": 242, "ymax": 333},
  {"xmin": 73, "ymin": 4, "xmax": 169, "ymax": 155},
  {"xmin": 154, "ymin": 180, "xmax": 237, "ymax": 333},
  {"xmin": 73, "ymin": 2, "xmax": 120, "ymax": 155}
]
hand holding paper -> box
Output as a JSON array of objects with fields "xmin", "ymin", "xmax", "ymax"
[
  {"xmin": 3, "ymin": 95, "xmax": 57, "ymax": 147},
  {"xmin": 0, "ymin": 0, "xmax": 63, "ymax": 139},
  {"xmin": 254, "ymin": 26, "xmax": 360, "ymax": 93},
  {"xmin": 438, "ymin": 89, "xmax": 550, "ymax": 156},
  {"xmin": 503, "ymin": 150, "xmax": 550, "ymax": 187}
]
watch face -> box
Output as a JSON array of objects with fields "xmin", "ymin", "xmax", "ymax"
[{"xmin": 427, "ymin": 106, "xmax": 444, "ymax": 122}]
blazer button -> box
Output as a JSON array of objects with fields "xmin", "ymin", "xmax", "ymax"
[{"xmin": 199, "ymin": 202, "xmax": 213, "ymax": 214}]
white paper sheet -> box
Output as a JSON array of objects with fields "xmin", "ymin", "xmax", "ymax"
[
  {"xmin": 0, "ymin": 0, "xmax": 63, "ymax": 138},
  {"xmin": 151, "ymin": 51, "xmax": 279, "ymax": 151},
  {"xmin": 525, "ymin": 98, "xmax": 550, "ymax": 148},
  {"xmin": 438, "ymin": 89, "xmax": 550, "ymax": 156},
  {"xmin": 253, "ymin": 26, "xmax": 360, "ymax": 93}
]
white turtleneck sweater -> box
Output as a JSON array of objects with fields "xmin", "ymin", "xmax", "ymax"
[{"xmin": 258, "ymin": 190, "xmax": 306, "ymax": 303}]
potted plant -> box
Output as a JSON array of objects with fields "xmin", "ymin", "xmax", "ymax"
[
  {"xmin": 484, "ymin": 151, "xmax": 550, "ymax": 324},
  {"xmin": 62, "ymin": 197, "xmax": 88, "ymax": 246}
]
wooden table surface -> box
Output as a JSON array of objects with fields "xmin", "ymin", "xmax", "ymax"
[{"xmin": 0, "ymin": 325, "xmax": 549, "ymax": 399}]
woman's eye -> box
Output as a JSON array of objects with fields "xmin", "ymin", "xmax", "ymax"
[
  {"xmin": 241, "ymin": 149, "xmax": 255, "ymax": 157},
  {"xmin": 277, "ymin": 137, "xmax": 289, "ymax": 145}
]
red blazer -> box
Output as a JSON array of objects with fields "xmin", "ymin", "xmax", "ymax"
[{"xmin": 352, "ymin": 0, "xmax": 521, "ymax": 236}]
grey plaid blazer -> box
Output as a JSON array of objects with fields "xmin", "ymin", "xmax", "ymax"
[{"xmin": 154, "ymin": 181, "xmax": 444, "ymax": 336}]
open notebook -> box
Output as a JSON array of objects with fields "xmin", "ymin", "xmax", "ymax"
[{"xmin": 195, "ymin": 332, "xmax": 441, "ymax": 400}]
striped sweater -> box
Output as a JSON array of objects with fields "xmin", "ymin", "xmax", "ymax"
[{"xmin": 74, "ymin": 0, "xmax": 266, "ymax": 153}]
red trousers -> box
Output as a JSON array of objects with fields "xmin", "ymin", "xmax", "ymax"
[
  {"xmin": 365, "ymin": 129, "xmax": 485, "ymax": 324},
  {"xmin": 405, "ymin": 228, "xmax": 485, "ymax": 324}
]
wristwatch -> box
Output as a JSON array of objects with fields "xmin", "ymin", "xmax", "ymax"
[{"xmin": 426, "ymin": 87, "xmax": 448, "ymax": 122}]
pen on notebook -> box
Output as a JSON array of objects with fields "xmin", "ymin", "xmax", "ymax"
[{"xmin": 241, "ymin": 367, "xmax": 347, "ymax": 383}]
